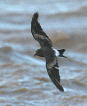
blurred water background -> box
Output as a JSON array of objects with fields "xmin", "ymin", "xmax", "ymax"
[{"xmin": 0, "ymin": 0, "xmax": 87, "ymax": 106}]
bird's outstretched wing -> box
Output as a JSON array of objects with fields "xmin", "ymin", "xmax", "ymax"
[
  {"xmin": 31, "ymin": 12, "xmax": 52, "ymax": 48},
  {"xmin": 46, "ymin": 58, "xmax": 64, "ymax": 92}
]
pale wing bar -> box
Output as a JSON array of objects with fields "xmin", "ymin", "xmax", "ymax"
[{"xmin": 31, "ymin": 12, "xmax": 52, "ymax": 48}]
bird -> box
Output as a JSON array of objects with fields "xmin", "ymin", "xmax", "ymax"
[{"xmin": 31, "ymin": 12, "xmax": 66, "ymax": 92}]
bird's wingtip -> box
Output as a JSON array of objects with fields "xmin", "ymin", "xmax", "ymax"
[
  {"xmin": 57, "ymin": 82, "xmax": 64, "ymax": 92},
  {"xmin": 33, "ymin": 12, "xmax": 39, "ymax": 20},
  {"xmin": 60, "ymin": 87, "xmax": 64, "ymax": 92}
]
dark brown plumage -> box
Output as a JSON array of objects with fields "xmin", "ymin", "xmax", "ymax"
[
  {"xmin": 31, "ymin": 12, "xmax": 64, "ymax": 92},
  {"xmin": 31, "ymin": 12, "xmax": 52, "ymax": 48}
]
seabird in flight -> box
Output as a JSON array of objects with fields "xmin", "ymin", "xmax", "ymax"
[{"xmin": 31, "ymin": 12, "xmax": 67, "ymax": 92}]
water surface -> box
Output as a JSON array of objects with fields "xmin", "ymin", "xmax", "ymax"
[{"xmin": 0, "ymin": 0, "xmax": 87, "ymax": 106}]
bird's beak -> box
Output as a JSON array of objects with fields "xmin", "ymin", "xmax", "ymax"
[{"xmin": 34, "ymin": 53, "xmax": 37, "ymax": 56}]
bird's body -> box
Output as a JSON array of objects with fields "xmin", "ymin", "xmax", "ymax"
[{"xmin": 31, "ymin": 12, "xmax": 66, "ymax": 92}]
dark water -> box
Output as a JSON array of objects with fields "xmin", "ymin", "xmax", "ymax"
[{"xmin": 0, "ymin": 0, "xmax": 87, "ymax": 106}]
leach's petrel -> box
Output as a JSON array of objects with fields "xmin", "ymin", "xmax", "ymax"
[{"xmin": 31, "ymin": 12, "xmax": 66, "ymax": 92}]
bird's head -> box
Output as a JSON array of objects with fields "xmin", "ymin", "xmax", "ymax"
[
  {"xmin": 34, "ymin": 49, "xmax": 44, "ymax": 57},
  {"xmin": 34, "ymin": 50, "xmax": 39, "ymax": 56}
]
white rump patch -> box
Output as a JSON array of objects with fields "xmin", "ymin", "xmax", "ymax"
[{"xmin": 53, "ymin": 48, "xmax": 59, "ymax": 56}]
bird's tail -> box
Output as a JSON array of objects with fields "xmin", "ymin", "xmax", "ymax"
[{"xmin": 58, "ymin": 49, "xmax": 67, "ymax": 58}]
